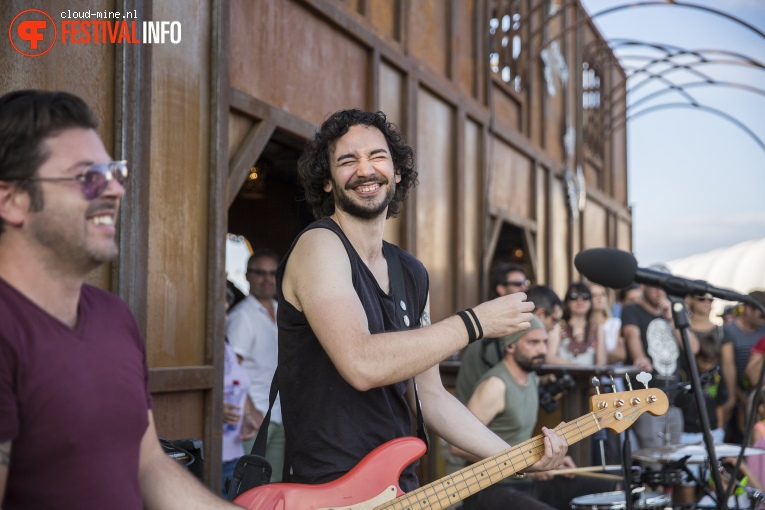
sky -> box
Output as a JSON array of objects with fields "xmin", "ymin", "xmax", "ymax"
[{"xmin": 578, "ymin": 0, "xmax": 765, "ymax": 267}]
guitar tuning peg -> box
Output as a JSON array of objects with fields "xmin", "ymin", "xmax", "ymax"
[
  {"xmin": 635, "ymin": 371, "xmax": 652, "ymax": 389},
  {"xmin": 591, "ymin": 377, "xmax": 601, "ymax": 395},
  {"xmin": 609, "ymin": 375, "xmax": 616, "ymax": 393},
  {"xmin": 625, "ymin": 373, "xmax": 633, "ymax": 391}
]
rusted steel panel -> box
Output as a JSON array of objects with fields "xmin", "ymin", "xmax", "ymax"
[
  {"xmin": 454, "ymin": 0, "xmax": 478, "ymax": 99},
  {"xmin": 230, "ymin": 0, "xmax": 368, "ymax": 126},
  {"xmin": 492, "ymin": 81, "xmax": 521, "ymax": 130},
  {"xmin": 490, "ymin": 137, "xmax": 533, "ymax": 219},
  {"xmin": 416, "ymin": 88, "xmax": 455, "ymax": 322},
  {"xmin": 146, "ymin": 1, "xmax": 211, "ymax": 368},
  {"xmin": 152, "ymin": 391, "xmax": 207, "ymax": 445},
  {"xmin": 368, "ymin": 0, "xmax": 400, "ymax": 41},
  {"xmin": 583, "ymin": 200, "xmax": 607, "ymax": 250},
  {"xmin": 408, "ymin": 0, "xmax": 449, "ymax": 76},
  {"xmin": 549, "ymin": 177, "xmax": 569, "ymax": 297},
  {"xmin": 535, "ymin": 165, "xmax": 548, "ymax": 284},
  {"xmin": 380, "ymin": 61, "xmax": 406, "ymax": 247},
  {"xmin": 460, "ymin": 118, "xmax": 483, "ymax": 308}
]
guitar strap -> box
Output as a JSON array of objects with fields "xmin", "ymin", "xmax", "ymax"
[{"xmin": 383, "ymin": 241, "xmax": 429, "ymax": 450}]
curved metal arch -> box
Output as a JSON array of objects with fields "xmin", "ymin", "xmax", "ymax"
[
  {"xmin": 626, "ymin": 80, "xmax": 765, "ymax": 111},
  {"xmin": 605, "ymin": 102, "xmax": 765, "ymax": 154},
  {"xmin": 536, "ymin": 1, "xmax": 765, "ymax": 54},
  {"xmin": 605, "ymin": 52, "xmax": 765, "ymax": 116}
]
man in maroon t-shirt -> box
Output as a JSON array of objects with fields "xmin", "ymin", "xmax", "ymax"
[{"xmin": 0, "ymin": 91, "xmax": 236, "ymax": 509}]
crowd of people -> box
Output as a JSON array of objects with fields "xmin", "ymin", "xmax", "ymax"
[{"xmin": 2, "ymin": 90, "xmax": 764, "ymax": 510}]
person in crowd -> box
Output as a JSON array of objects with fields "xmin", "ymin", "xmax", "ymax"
[
  {"xmin": 611, "ymin": 282, "xmax": 642, "ymax": 319},
  {"xmin": 719, "ymin": 304, "xmax": 738, "ymax": 325},
  {"xmin": 226, "ymin": 249, "xmax": 284, "ymax": 481},
  {"xmin": 455, "ymin": 284, "xmax": 563, "ymax": 404},
  {"xmin": 620, "ymin": 266, "xmax": 698, "ymax": 451},
  {"xmin": 675, "ymin": 330, "xmax": 728, "ymax": 505},
  {"xmin": 687, "ymin": 293, "xmax": 736, "ymax": 426},
  {"xmin": 745, "ymin": 334, "xmax": 765, "ymax": 401},
  {"xmin": 721, "ymin": 291, "xmax": 765, "ymax": 442},
  {"xmin": 490, "ymin": 261, "xmax": 530, "ymax": 298},
  {"xmin": 452, "ymin": 318, "xmax": 615, "ymax": 510},
  {"xmin": 590, "ymin": 283, "xmax": 625, "ymax": 364},
  {"xmin": 0, "ymin": 90, "xmax": 237, "ymax": 508},
  {"xmin": 276, "ymin": 108, "xmax": 567, "ymax": 493},
  {"xmin": 546, "ymin": 282, "xmax": 606, "ymax": 366},
  {"xmin": 221, "ymin": 281, "xmax": 261, "ymax": 496}
]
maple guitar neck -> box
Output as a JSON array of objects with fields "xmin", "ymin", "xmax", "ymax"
[{"xmin": 374, "ymin": 388, "xmax": 667, "ymax": 510}]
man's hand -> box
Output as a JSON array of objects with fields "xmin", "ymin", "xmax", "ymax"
[
  {"xmin": 634, "ymin": 356, "xmax": 653, "ymax": 372},
  {"xmin": 472, "ymin": 292, "xmax": 535, "ymax": 339},
  {"xmin": 223, "ymin": 403, "xmax": 242, "ymax": 427},
  {"xmin": 526, "ymin": 425, "xmax": 568, "ymax": 474}
]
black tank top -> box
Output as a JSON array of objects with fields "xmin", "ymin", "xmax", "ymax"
[{"xmin": 276, "ymin": 217, "xmax": 429, "ymax": 491}]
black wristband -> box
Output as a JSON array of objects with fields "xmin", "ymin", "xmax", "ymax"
[
  {"xmin": 465, "ymin": 308, "xmax": 483, "ymax": 340},
  {"xmin": 457, "ymin": 310, "xmax": 477, "ymax": 343}
]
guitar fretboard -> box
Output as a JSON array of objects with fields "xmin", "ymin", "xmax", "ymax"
[{"xmin": 376, "ymin": 411, "xmax": 603, "ymax": 510}]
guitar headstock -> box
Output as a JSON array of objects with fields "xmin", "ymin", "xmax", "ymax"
[{"xmin": 589, "ymin": 388, "xmax": 668, "ymax": 434}]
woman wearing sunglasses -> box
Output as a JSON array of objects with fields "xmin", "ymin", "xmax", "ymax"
[{"xmin": 546, "ymin": 282, "xmax": 607, "ymax": 366}]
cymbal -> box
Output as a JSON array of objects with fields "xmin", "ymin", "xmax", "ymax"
[{"xmin": 633, "ymin": 442, "xmax": 765, "ymax": 464}]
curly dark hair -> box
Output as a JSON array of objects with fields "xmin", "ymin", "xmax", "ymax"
[{"xmin": 297, "ymin": 109, "xmax": 417, "ymax": 220}]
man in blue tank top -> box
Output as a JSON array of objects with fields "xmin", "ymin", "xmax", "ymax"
[{"xmin": 277, "ymin": 109, "xmax": 569, "ymax": 494}]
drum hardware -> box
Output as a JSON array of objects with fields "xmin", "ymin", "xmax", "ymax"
[{"xmin": 569, "ymin": 489, "xmax": 671, "ymax": 510}]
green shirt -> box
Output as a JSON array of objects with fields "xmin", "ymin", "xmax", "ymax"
[{"xmin": 476, "ymin": 362, "xmax": 538, "ymax": 447}]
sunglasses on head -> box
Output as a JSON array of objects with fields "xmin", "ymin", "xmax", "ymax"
[
  {"xmin": 24, "ymin": 161, "xmax": 128, "ymax": 200},
  {"xmin": 568, "ymin": 292, "xmax": 591, "ymax": 301}
]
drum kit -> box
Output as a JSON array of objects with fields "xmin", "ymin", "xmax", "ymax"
[{"xmin": 569, "ymin": 443, "xmax": 765, "ymax": 510}]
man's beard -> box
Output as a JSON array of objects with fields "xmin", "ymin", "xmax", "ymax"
[
  {"xmin": 514, "ymin": 351, "xmax": 545, "ymax": 373},
  {"xmin": 333, "ymin": 177, "xmax": 395, "ymax": 220}
]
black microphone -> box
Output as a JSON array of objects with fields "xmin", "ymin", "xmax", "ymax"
[{"xmin": 574, "ymin": 248, "xmax": 748, "ymax": 302}]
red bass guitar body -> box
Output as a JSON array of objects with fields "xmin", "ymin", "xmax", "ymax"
[{"xmin": 233, "ymin": 437, "xmax": 426, "ymax": 510}]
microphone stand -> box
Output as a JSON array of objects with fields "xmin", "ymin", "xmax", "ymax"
[
  {"xmin": 669, "ymin": 295, "xmax": 727, "ymax": 509},
  {"xmin": 723, "ymin": 298, "xmax": 765, "ymax": 508},
  {"xmin": 621, "ymin": 431, "xmax": 634, "ymax": 510}
]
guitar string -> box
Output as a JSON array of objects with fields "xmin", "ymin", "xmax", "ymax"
[
  {"xmin": 378, "ymin": 393, "xmax": 661, "ymax": 510},
  {"xmin": 377, "ymin": 412, "xmax": 607, "ymax": 509}
]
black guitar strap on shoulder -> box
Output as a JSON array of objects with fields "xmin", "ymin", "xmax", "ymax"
[
  {"xmin": 224, "ymin": 371, "xmax": 277, "ymax": 501},
  {"xmin": 383, "ymin": 241, "xmax": 429, "ymax": 451}
]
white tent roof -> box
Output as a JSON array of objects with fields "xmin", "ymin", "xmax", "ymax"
[{"xmin": 666, "ymin": 238, "xmax": 765, "ymax": 318}]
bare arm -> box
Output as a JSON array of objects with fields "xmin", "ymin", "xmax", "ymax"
[
  {"xmin": 0, "ymin": 440, "xmax": 9, "ymax": 504},
  {"xmin": 139, "ymin": 411, "xmax": 236, "ymax": 509},
  {"xmin": 719, "ymin": 342, "xmax": 737, "ymax": 425},
  {"xmin": 595, "ymin": 325, "xmax": 607, "ymax": 366},
  {"xmin": 414, "ymin": 363, "xmax": 567, "ymax": 473},
  {"xmin": 607, "ymin": 335, "xmax": 626, "ymax": 364},
  {"xmin": 282, "ymin": 229, "xmax": 534, "ymax": 391},
  {"xmin": 623, "ymin": 324, "xmax": 652, "ymax": 372},
  {"xmin": 544, "ymin": 326, "xmax": 575, "ymax": 366},
  {"xmin": 447, "ymin": 376, "xmax": 508, "ymax": 463},
  {"xmin": 745, "ymin": 351, "xmax": 763, "ymax": 390}
]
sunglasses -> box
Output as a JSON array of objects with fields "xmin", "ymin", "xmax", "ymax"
[
  {"xmin": 568, "ymin": 292, "xmax": 591, "ymax": 301},
  {"xmin": 505, "ymin": 279, "xmax": 530, "ymax": 287},
  {"xmin": 247, "ymin": 269, "xmax": 276, "ymax": 278},
  {"xmin": 25, "ymin": 161, "xmax": 128, "ymax": 200},
  {"xmin": 694, "ymin": 296, "xmax": 713, "ymax": 302}
]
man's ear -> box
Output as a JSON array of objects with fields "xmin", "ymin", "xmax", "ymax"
[
  {"xmin": 323, "ymin": 179, "xmax": 333, "ymax": 193},
  {"xmin": 0, "ymin": 181, "xmax": 29, "ymax": 228},
  {"xmin": 395, "ymin": 169, "xmax": 402, "ymax": 184}
]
